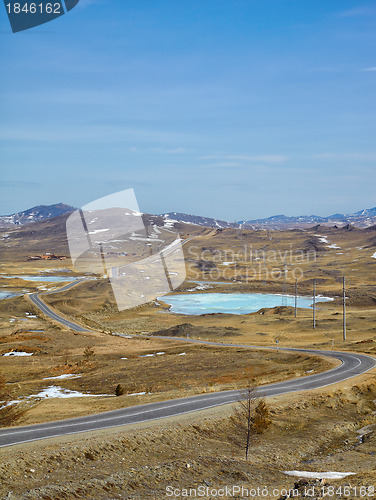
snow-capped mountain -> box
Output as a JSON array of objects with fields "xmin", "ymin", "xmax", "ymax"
[
  {"xmin": 0, "ymin": 204, "xmax": 75, "ymax": 228},
  {"xmin": 1, "ymin": 204, "xmax": 375, "ymax": 230},
  {"xmin": 163, "ymin": 207, "xmax": 376, "ymax": 230},
  {"xmin": 163, "ymin": 212, "xmax": 238, "ymax": 229}
]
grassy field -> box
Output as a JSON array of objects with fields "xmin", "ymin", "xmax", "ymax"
[
  {"xmin": 0, "ymin": 223, "xmax": 375, "ymax": 420},
  {"xmin": 0, "ymin": 296, "xmax": 336, "ymax": 426},
  {"xmin": 0, "ymin": 373, "xmax": 375, "ymax": 499}
]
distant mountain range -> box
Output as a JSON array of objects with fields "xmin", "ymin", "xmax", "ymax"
[
  {"xmin": 0, "ymin": 203, "xmax": 375, "ymax": 230},
  {"xmin": 0, "ymin": 204, "xmax": 75, "ymax": 228},
  {"xmin": 162, "ymin": 212, "xmax": 238, "ymax": 229},
  {"xmin": 164, "ymin": 207, "xmax": 376, "ymax": 230}
]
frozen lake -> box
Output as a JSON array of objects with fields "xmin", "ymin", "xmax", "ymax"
[
  {"xmin": 159, "ymin": 292, "xmax": 332, "ymax": 315},
  {"xmin": 1, "ymin": 275, "xmax": 82, "ymax": 283},
  {"xmin": 0, "ymin": 275, "xmax": 86, "ymax": 300},
  {"xmin": 0, "ymin": 291, "xmax": 15, "ymax": 300}
]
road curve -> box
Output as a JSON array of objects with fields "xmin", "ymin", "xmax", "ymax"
[
  {"xmin": 1, "ymin": 337, "xmax": 375, "ymax": 448},
  {"xmin": 18, "ymin": 279, "xmax": 376, "ymax": 449},
  {"xmin": 28, "ymin": 279, "xmax": 92, "ymax": 333}
]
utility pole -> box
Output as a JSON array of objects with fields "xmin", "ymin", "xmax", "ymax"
[
  {"xmin": 343, "ymin": 276, "xmax": 346, "ymax": 341},
  {"xmin": 99, "ymin": 243, "xmax": 108, "ymax": 277},
  {"xmin": 313, "ymin": 279, "xmax": 316, "ymax": 329},
  {"xmin": 294, "ymin": 278, "xmax": 297, "ymax": 317},
  {"xmin": 282, "ymin": 260, "xmax": 287, "ymax": 306},
  {"xmin": 263, "ymin": 252, "xmax": 267, "ymax": 287}
]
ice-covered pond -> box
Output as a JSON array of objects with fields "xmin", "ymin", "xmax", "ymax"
[
  {"xmin": 0, "ymin": 275, "xmax": 83, "ymax": 283},
  {"xmin": 0, "ymin": 275, "xmax": 87, "ymax": 300},
  {"xmin": 0, "ymin": 291, "xmax": 16, "ymax": 300},
  {"xmin": 159, "ymin": 292, "xmax": 333, "ymax": 315}
]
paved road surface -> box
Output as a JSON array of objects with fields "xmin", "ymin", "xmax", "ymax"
[
  {"xmin": 29, "ymin": 279, "xmax": 91, "ymax": 333},
  {"xmin": 1, "ymin": 339, "xmax": 375, "ymax": 448},
  {"xmin": 15, "ymin": 277, "xmax": 375, "ymax": 450}
]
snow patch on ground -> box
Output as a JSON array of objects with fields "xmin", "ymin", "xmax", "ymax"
[
  {"xmin": 315, "ymin": 235, "xmax": 341, "ymax": 249},
  {"xmin": 43, "ymin": 374, "xmax": 82, "ymax": 381},
  {"xmin": 129, "ymin": 235, "xmax": 163, "ymax": 242},
  {"xmin": 139, "ymin": 352, "xmax": 165, "ymax": 357},
  {"xmin": 30, "ymin": 386, "xmax": 111, "ymax": 399},
  {"xmin": 186, "ymin": 284, "xmax": 212, "ymax": 292},
  {"xmin": 3, "ymin": 351, "xmax": 33, "ymax": 357},
  {"xmin": 283, "ymin": 471, "xmax": 356, "ymax": 480},
  {"xmin": 371, "ymin": 252, "xmax": 376, "ymax": 259},
  {"xmin": 315, "ymin": 235, "xmax": 329, "ymax": 244},
  {"xmin": 163, "ymin": 216, "xmax": 178, "ymax": 229},
  {"xmin": 88, "ymin": 228, "xmax": 110, "ymax": 234},
  {"xmin": 316, "ymin": 294, "xmax": 334, "ymax": 301}
]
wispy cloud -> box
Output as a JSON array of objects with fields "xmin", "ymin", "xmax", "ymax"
[
  {"xmin": 361, "ymin": 67, "xmax": 376, "ymax": 72},
  {"xmin": 338, "ymin": 6, "xmax": 376, "ymax": 17},
  {"xmin": 127, "ymin": 146, "xmax": 188, "ymax": 154},
  {"xmin": 151, "ymin": 147, "xmax": 187, "ymax": 154},
  {"xmin": 0, "ymin": 125, "xmax": 191, "ymax": 145},
  {"xmin": 0, "ymin": 180, "xmax": 42, "ymax": 188},
  {"xmin": 201, "ymin": 162, "xmax": 243, "ymax": 169},
  {"xmin": 200, "ymin": 154, "xmax": 289, "ymax": 163},
  {"xmin": 312, "ymin": 152, "xmax": 376, "ymax": 161}
]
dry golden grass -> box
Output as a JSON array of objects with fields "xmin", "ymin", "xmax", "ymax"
[
  {"xmin": 0, "ymin": 302, "xmax": 335, "ymax": 426},
  {"xmin": 0, "ymin": 374, "xmax": 375, "ymax": 499},
  {"xmin": 0, "ymin": 224, "xmax": 374, "ymax": 443}
]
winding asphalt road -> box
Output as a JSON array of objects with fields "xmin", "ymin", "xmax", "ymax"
[
  {"xmin": 29, "ymin": 279, "xmax": 92, "ymax": 333},
  {"xmin": 1, "ymin": 335, "xmax": 375, "ymax": 448},
  {"xmin": 2, "ymin": 281, "xmax": 373, "ymax": 448}
]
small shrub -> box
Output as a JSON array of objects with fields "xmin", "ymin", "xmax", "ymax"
[
  {"xmin": 252, "ymin": 400, "xmax": 272, "ymax": 434},
  {"xmin": 115, "ymin": 384, "xmax": 125, "ymax": 396},
  {"xmin": 84, "ymin": 451, "xmax": 96, "ymax": 461}
]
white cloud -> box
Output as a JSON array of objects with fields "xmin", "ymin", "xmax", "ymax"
[
  {"xmin": 151, "ymin": 148, "xmax": 187, "ymax": 154},
  {"xmin": 361, "ymin": 67, "xmax": 376, "ymax": 72},
  {"xmin": 339, "ymin": 6, "xmax": 376, "ymax": 17},
  {"xmin": 200, "ymin": 154, "xmax": 289, "ymax": 163},
  {"xmin": 201, "ymin": 162, "xmax": 242, "ymax": 168},
  {"xmin": 0, "ymin": 125, "xmax": 191, "ymax": 145},
  {"xmin": 312, "ymin": 152, "xmax": 376, "ymax": 161}
]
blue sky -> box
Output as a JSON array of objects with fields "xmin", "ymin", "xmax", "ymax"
[{"xmin": 0, "ymin": 0, "xmax": 375, "ymax": 219}]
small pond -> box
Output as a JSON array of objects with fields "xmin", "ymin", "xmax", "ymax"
[
  {"xmin": 159, "ymin": 292, "xmax": 333, "ymax": 315},
  {"xmin": 0, "ymin": 275, "xmax": 83, "ymax": 283}
]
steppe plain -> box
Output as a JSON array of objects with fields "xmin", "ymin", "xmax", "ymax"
[{"xmin": 0, "ymin": 216, "xmax": 375, "ymax": 498}]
